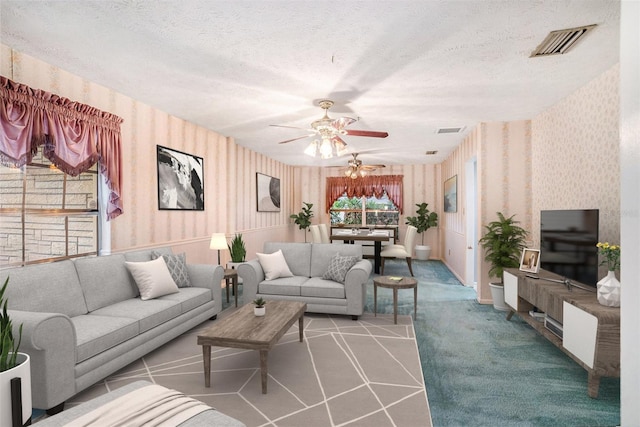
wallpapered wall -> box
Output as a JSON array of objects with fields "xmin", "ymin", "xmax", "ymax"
[
  {"xmin": 1, "ymin": 44, "xmax": 295, "ymax": 265},
  {"xmin": 532, "ymin": 64, "xmax": 620, "ymax": 278}
]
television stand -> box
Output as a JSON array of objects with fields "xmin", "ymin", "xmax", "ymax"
[{"xmin": 503, "ymin": 268, "xmax": 620, "ymax": 398}]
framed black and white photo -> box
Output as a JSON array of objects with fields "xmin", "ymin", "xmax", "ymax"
[
  {"xmin": 256, "ymin": 173, "xmax": 280, "ymax": 212},
  {"xmin": 519, "ymin": 248, "xmax": 540, "ymax": 273},
  {"xmin": 156, "ymin": 145, "xmax": 204, "ymax": 211},
  {"xmin": 444, "ymin": 175, "xmax": 457, "ymax": 213}
]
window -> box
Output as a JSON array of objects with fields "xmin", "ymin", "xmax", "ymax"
[
  {"xmin": 0, "ymin": 147, "xmax": 100, "ymax": 267},
  {"xmin": 330, "ymin": 192, "xmax": 399, "ymax": 226}
]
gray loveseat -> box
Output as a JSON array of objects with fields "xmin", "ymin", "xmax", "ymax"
[
  {"xmin": 238, "ymin": 242, "xmax": 372, "ymax": 320},
  {"xmin": 1, "ymin": 247, "xmax": 223, "ymax": 413}
]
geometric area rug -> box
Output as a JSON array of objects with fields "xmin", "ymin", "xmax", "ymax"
[{"xmin": 51, "ymin": 309, "xmax": 431, "ymax": 427}]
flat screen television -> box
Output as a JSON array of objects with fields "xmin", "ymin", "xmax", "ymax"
[{"xmin": 539, "ymin": 209, "xmax": 599, "ymax": 286}]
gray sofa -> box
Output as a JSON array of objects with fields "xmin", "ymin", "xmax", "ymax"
[
  {"xmin": 238, "ymin": 242, "xmax": 372, "ymax": 319},
  {"xmin": 0, "ymin": 247, "xmax": 223, "ymax": 413}
]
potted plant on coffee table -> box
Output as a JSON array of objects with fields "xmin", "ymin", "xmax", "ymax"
[
  {"xmin": 405, "ymin": 202, "xmax": 438, "ymax": 260},
  {"xmin": 478, "ymin": 212, "xmax": 528, "ymax": 311},
  {"xmin": 1, "ymin": 277, "xmax": 32, "ymax": 427},
  {"xmin": 253, "ymin": 297, "xmax": 266, "ymax": 316},
  {"xmin": 290, "ymin": 202, "xmax": 314, "ymax": 242}
]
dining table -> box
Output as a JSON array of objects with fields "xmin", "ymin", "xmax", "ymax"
[{"xmin": 329, "ymin": 229, "xmax": 391, "ymax": 274}]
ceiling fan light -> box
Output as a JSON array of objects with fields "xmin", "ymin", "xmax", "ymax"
[
  {"xmin": 320, "ymin": 138, "xmax": 333, "ymax": 157},
  {"xmin": 359, "ymin": 169, "xmax": 367, "ymax": 177},
  {"xmin": 304, "ymin": 141, "xmax": 318, "ymax": 157},
  {"xmin": 344, "ymin": 168, "xmax": 352, "ymax": 177}
]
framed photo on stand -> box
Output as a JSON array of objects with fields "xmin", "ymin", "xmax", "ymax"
[{"xmin": 519, "ymin": 248, "xmax": 541, "ymax": 273}]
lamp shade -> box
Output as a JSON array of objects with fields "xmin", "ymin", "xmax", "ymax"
[{"xmin": 209, "ymin": 233, "xmax": 228, "ymax": 250}]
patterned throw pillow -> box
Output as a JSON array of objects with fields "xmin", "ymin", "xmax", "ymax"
[
  {"xmin": 151, "ymin": 251, "xmax": 191, "ymax": 288},
  {"xmin": 322, "ymin": 253, "xmax": 358, "ymax": 284}
]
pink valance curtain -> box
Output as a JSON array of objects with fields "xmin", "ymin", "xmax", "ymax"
[
  {"xmin": 326, "ymin": 175, "xmax": 404, "ymax": 213},
  {"xmin": 0, "ymin": 76, "xmax": 123, "ymax": 219}
]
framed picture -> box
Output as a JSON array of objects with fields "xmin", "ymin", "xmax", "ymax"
[
  {"xmin": 519, "ymin": 248, "xmax": 541, "ymax": 273},
  {"xmin": 444, "ymin": 175, "xmax": 457, "ymax": 213},
  {"xmin": 156, "ymin": 145, "xmax": 204, "ymax": 210},
  {"xmin": 256, "ymin": 172, "xmax": 280, "ymax": 212}
]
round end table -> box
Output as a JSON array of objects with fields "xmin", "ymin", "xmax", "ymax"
[{"xmin": 373, "ymin": 276, "xmax": 418, "ymax": 324}]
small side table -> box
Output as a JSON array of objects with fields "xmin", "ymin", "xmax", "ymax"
[
  {"xmin": 223, "ymin": 268, "xmax": 238, "ymax": 307},
  {"xmin": 373, "ymin": 276, "xmax": 418, "ymax": 324}
]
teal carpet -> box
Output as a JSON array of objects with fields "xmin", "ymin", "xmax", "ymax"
[{"xmin": 370, "ymin": 259, "xmax": 620, "ymax": 427}]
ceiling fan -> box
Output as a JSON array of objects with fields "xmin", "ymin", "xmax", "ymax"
[
  {"xmin": 342, "ymin": 153, "xmax": 385, "ymax": 179},
  {"xmin": 270, "ymin": 100, "xmax": 389, "ymax": 159}
]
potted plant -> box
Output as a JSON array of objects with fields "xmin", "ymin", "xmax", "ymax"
[
  {"xmin": 405, "ymin": 203, "xmax": 438, "ymax": 260},
  {"xmin": 253, "ymin": 297, "xmax": 266, "ymax": 316},
  {"xmin": 290, "ymin": 202, "xmax": 314, "ymax": 242},
  {"xmin": 227, "ymin": 233, "xmax": 246, "ymax": 268},
  {"xmin": 478, "ymin": 212, "xmax": 528, "ymax": 311},
  {"xmin": 0, "ymin": 277, "xmax": 31, "ymax": 427}
]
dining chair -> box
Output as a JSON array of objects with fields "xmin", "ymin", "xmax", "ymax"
[
  {"xmin": 310, "ymin": 225, "xmax": 322, "ymax": 243},
  {"xmin": 318, "ymin": 224, "xmax": 331, "ymax": 243},
  {"xmin": 380, "ymin": 225, "xmax": 418, "ymax": 276}
]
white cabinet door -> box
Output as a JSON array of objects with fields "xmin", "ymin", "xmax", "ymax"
[
  {"xmin": 563, "ymin": 301, "xmax": 598, "ymax": 368},
  {"xmin": 504, "ymin": 271, "xmax": 519, "ymax": 311}
]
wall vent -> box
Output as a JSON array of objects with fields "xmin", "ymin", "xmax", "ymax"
[
  {"xmin": 425, "ymin": 150, "xmax": 438, "ymax": 155},
  {"xmin": 436, "ymin": 127, "xmax": 464, "ymax": 134},
  {"xmin": 530, "ymin": 24, "xmax": 597, "ymax": 57}
]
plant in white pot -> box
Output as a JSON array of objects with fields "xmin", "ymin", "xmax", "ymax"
[
  {"xmin": 227, "ymin": 233, "xmax": 246, "ymax": 266},
  {"xmin": 253, "ymin": 297, "xmax": 266, "ymax": 317},
  {"xmin": 405, "ymin": 203, "xmax": 438, "ymax": 260},
  {"xmin": 478, "ymin": 212, "xmax": 528, "ymax": 311},
  {"xmin": 1, "ymin": 277, "xmax": 31, "ymax": 426}
]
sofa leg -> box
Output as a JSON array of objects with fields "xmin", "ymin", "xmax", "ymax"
[
  {"xmin": 351, "ymin": 315, "xmax": 358, "ymax": 321},
  {"xmin": 46, "ymin": 402, "xmax": 65, "ymax": 416},
  {"xmin": 209, "ymin": 314, "xmax": 217, "ymax": 321}
]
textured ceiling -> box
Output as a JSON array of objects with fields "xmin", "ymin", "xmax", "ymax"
[{"xmin": 0, "ymin": 1, "xmax": 620, "ymax": 167}]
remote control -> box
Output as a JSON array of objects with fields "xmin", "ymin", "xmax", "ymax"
[{"xmin": 526, "ymin": 274, "xmax": 539, "ymax": 279}]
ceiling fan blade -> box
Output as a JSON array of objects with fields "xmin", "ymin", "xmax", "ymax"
[
  {"xmin": 361, "ymin": 165, "xmax": 386, "ymax": 170},
  {"xmin": 270, "ymin": 124, "xmax": 311, "ymax": 131},
  {"xmin": 345, "ymin": 129, "xmax": 389, "ymax": 138},
  {"xmin": 277, "ymin": 134, "xmax": 315, "ymax": 144}
]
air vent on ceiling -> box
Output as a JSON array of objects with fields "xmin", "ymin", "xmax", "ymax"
[
  {"xmin": 425, "ymin": 150, "xmax": 438, "ymax": 155},
  {"xmin": 530, "ymin": 24, "xmax": 597, "ymax": 57},
  {"xmin": 436, "ymin": 127, "xmax": 464, "ymax": 134}
]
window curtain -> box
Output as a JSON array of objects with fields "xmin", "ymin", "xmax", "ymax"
[
  {"xmin": 326, "ymin": 175, "xmax": 404, "ymax": 213},
  {"xmin": 0, "ymin": 76, "xmax": 124, "ymax": 219}
]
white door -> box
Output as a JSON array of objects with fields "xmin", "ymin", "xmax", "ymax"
[{"xmin": 465, "ymin": 157, "xmax": 478, "ymax": 289}]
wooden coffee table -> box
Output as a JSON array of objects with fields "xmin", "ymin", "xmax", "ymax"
[
  {"xmin": 197, "ymin": 300, "xmax": 306, "ymax": 394},
  {"xmin": 373, "ymin": 276, "xmax": 418, "ymax": 324}
]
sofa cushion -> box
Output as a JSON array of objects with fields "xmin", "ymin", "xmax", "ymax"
[
  {"xmin": 151, "ymin": 251, "xmax": 191, "ymax": 287},
  {"xmin": 75, "ymin": 254, "xmax": 139, "ymax": 311},
  {"xmin": 126, "ymin": 257, "xmax": 179, "ymax": 300},
  {"xmin": 258, "ymin": 276, "xmax": 307, "ymax": 296},
  {"xmin": 310, "ymin": 244, "xmax": 362, "ymax": 277},
  {"xmin": 0, "ymin": 260, "xmax": 88, "ymax": 317},
  {"xmin": 301, "ymin": 277, "xmax": 346, "ymax": 299},
  {"xmin": 257, "ymin": 250, "xmax": 294, "ymax": 280},
  {"xmin": 91, "ymin": 297, "xmax": 182, "ymax": 333},
  {"xmin": 264, "ymin": 242, "xmax": 311, "ymax": 277},
  {"xmin": 322, "ymin": 253, "xmax": 358, "ymax": 284},
  {"xmin": 72, "ymin": 314, "xmax": 139, "ymax": 363},
  {"xmin": 158, "ymin": 287, "xmax": 212, "ymax": 313}
]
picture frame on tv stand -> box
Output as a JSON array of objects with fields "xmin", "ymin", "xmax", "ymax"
[{"xmin": 519, "ymin": 248, "xmax": 540, "ymax": 273}]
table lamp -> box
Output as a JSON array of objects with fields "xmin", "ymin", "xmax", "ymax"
[{"xmin": 209, "ymin": 233, "xmax": 228, "ymax": 265}]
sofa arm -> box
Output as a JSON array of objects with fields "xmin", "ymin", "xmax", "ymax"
[
  {"xmin": 187, "ymin": 264, "xmax": 224, "ymax": 314},
  {"xmin": 344, "ymin": 259, "xmax": 372, "ymax": 316},
  {"xmin": 237, "ymin": 260, "xmax": 264, "ymax": 303},
  {"xmin": 9, "ymin": 310, "xmax": 76, "ymax": 410}
]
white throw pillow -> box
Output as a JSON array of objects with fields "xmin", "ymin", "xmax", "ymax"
[
  {"xmin": 257, "ymin": 249, "xmax": 294, "ymax": 280},
  {"xmin": 125, "ymin": 257, "xmax": 179, "ymax": 300}
]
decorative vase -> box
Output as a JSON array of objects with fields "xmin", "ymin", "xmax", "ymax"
[
  {"xmin": 0, "ymin": 353, "xmax": 31, "ymax": 427},
  {"xmin": 254, "ymin": 306, "xmax": 265, "ymax": 316},
  {"xmin": 597, "ymin": 271, "xmax": 620, "ymax": 307}
]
